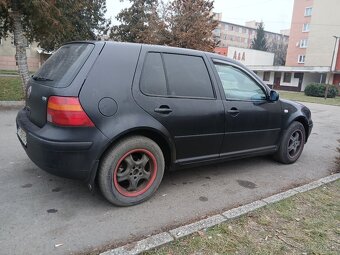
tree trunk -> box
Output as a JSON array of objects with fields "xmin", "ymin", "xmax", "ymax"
[{"xmin": 11, "ymin": 0, "xmax": 30, "ymax": 96}]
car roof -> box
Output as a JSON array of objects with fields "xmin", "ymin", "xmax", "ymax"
[{"xmin": 64, "ymin": 40, "xmax": 240, "ymax": 65}]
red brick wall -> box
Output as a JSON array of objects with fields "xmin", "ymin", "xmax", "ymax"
[
  {"xmin": 214, "ymin": 47, "xmax": 228, "ymax": 56},
  {"xmin": 333, "ymin": 74, "xmax": 340, "ymax": 95},
  {"xmin": 0, "ymin": 56, "xmax": 40, "ymax": 71}
]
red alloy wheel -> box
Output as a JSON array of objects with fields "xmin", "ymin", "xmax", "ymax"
[{"xmin": 113, "ymin": 149, "xmax": 158, "ymax": 197}]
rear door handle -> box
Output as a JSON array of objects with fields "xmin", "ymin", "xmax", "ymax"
[
  {"xmin": 227, "ymin": 107, "xmax": 240, "ymax": 117},
  {"xmin": 154, "ymin": 105, "xmax": 172, "ymax": 114}
]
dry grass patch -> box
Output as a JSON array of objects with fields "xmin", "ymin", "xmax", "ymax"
[
  {"xmin": 278, "ymin": 91, "xmax": 340, "ymax": 106},
  {"xmin": 145, "ymin": 180, "xmax": 340, "ymax": 255},
  {"xmin": 0, "ymin": 77, "xmax": 24, "ymax": 101}
]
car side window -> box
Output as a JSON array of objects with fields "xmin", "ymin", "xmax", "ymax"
[
  {"xmin": 214, "ymin": 63, "xmax": 267, "ymax": 101},
  {"xmin": 163, "ymin": 54, "xmax": 215, "ymax": 98},
  {"xmin": 140, "ymin": 53, "xmax": 167, "ymax": 96}
]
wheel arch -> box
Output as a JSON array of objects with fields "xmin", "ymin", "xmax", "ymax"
[
  {"xmin": 291, "ymin": 116, "xmax": 309, "ymax": 142},
  {"xmin": 99, "ymin": 127, "xmax": 175, "ymax": 172}
]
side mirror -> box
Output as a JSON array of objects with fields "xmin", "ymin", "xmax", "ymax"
[{"xmin": 269, "ymin": 90, "xmax": 279, "ymax": 102}]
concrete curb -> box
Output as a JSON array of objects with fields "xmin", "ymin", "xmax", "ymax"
[
  {"xmin": 169, "ymin": 214, "xmax": 226, "ymax": 239},
  {"xmin": 0, "ymin": 101, "xmax": 24, "ymax": 108},
  {"xmin": 100, "ymin": 173, "xmax": 340, "ymax": 255},
  {"xmin": 0, "ymin": 74, "xmax": 19, "ymax": 77},
  {"xmin": 222, "ymin": 200, "xmax": 267, "ymax": 219},
  {"xmin": 100, "ymin": 233, "xmax": 174, "ymax": 255}
]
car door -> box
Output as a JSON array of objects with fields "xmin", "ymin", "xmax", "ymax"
[
  {"xmin": 133, "ymin": 48, "xmax": 225, "ymax": 164},
  {"xmin": 211, "ymin": 60, "xmax": 282, "ymax": 155}
]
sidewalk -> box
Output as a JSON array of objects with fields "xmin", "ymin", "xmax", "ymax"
[{"xmin": 102, "ymin": 174, "xmax": 340, "ymax": 255}]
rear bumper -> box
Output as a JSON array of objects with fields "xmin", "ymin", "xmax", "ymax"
[{"xmin": 16, "ymin": 108, "xmax": 109, "ymax": 181}]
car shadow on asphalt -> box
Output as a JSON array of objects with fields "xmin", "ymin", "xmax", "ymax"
[{"xmin": 19, "ymin": 155, "xmax": 277, "ymax": 210}]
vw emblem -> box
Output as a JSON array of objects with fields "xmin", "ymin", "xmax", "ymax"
[{"xmin": 27, "ymin": 86, "xmax": 32, "ymax": 99}]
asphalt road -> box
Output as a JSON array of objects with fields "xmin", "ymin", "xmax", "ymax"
[{"xmin": 0, "ymin": 102, "xmax": 339, "ymax": 255}]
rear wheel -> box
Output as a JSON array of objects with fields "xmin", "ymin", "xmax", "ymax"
[
  {"xmin": 274, "ymin": 121, "xmax": 305, "ymax": 164},
  {"xmin": 98, "ymin": 136, "xmax": 165, "ymax": 206}
]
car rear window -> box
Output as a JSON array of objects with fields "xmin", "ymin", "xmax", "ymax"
[{"xmin": 32, "ymin": 43, "xmax": 94, "ymax": 87}]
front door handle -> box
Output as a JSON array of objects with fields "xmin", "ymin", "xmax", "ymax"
[
  {"xmin": 227, "ymin": 107, "xmax": 240, "ymax": 117},
  {"xmin": 154, "ymin": 105, "xmax": 172, "ymax": 114}
]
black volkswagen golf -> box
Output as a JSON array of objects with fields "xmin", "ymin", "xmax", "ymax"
[{"xmin": 16, "ymin": 42, "xmax": 313, "ymax": 206}]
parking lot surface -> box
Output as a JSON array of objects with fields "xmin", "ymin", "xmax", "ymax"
[{"xmin": 0, "ymin": 102, "xmax": 339, "ymax": 254}]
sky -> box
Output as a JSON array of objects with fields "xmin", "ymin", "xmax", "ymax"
[{"xmin": 105, "ymin": 0, "xmax": 294, "ymax": 33}]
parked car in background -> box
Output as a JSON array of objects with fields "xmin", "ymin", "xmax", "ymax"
[{"xmin": 16, "ymin": 42, "xmax": 313, "ymax": 206}]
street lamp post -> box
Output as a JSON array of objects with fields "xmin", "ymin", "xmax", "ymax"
[{"xmin": 325, "ymin": 36, "xmax": 340, "ymax": 99}]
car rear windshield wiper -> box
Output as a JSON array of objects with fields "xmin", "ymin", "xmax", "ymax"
[{"xmin": 32, "ymin": 76, "xmax": 53, "ymax": 81}]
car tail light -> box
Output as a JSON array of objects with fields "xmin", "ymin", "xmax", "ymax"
[{"xmin": 47, "ymin": 96, "xmax": 94, "ymax": 127}]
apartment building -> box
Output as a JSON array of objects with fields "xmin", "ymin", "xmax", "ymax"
[
  {"xmin": 252, "ymin": 0, "xmax": 340, "ymax": 93},
  {"xmin": 285, "ymin": 0, "xmax": 313, "ymax": 66},
  {"xmin": 286, "ymin": 0, "xmax": 340, "ymax": 68},
  {"xmin": 212, "ymin": 14, "xmax": 289, "ymax": 49}
]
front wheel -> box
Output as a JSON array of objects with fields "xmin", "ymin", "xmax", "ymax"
[
  {"xmin": 274, "ymin": 121, "xmax": 305, "ymax": 164},
  {"xmin": 98, "ymin": 136, "xmax": 165, "ymax": 206}
]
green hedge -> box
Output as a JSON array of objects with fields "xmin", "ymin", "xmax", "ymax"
[{"xmin": 304, "ymin": 83, "xmax": 338, "ymax": 98}]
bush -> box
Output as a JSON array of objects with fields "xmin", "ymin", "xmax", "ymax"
[{"xmin": 304, "ymin": 83, "xmax": 338, "ymax": 98}]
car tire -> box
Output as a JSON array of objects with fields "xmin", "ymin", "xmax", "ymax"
[
  {"xmin": 274, "ymin": 121, "xmax": 305, "ymax": 164},
  {"xmin": 98, "ymin": 136, "xmax": 165, "ymax": 206}
]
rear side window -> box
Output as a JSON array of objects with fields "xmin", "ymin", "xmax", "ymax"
[
  {"xmin": 140, "ymin": 53, "xmax": 167, "ymax": 95},
  {"xmin": 140, "ymin": 52, "xmax": 214, "ymax": 99},
  {"xmin": 33, "ymin": 43, "xmax": 94, "ymax": 87},
  {"xmin": 163, "ymin": 54, "xmax": 214, "ymax": 98}
]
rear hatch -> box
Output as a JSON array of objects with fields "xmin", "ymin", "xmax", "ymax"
[{"xmin": 26, "ymin": 42, "xmax": 104, "ymax": 127}]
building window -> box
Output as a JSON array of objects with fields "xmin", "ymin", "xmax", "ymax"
[
  {"xmin": 305, "ymin": 7, "xmax": 312, "ymax": 16},
  {"xmin": 213, "ymin": 28, "xmax": 221, "ymax": 36},
  {"xmin": 263, "ymin": 72, "xmax": 271, "ymax": 82},
  {"xmin": 298, "ymin": 55, "xmax": 305, "ymax": 63},
  {"xmin": 230, "ymin": 26, "xmax": 234, "ymax": 31},
  {"xmin": 300, "ymin": 39, "xmax": 308, "ymax": 48},
  {"xmin": 302, "ymin": 23, "xmax": 310, "ymax": 32},
  {"xmin": 283, "ymin": 72, "xmax": 292, "ymax": 83}
]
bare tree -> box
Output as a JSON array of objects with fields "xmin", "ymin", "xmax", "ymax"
[
  {"xmin": 113, "ymin": 0, "xmax": 218, "ymax": 52},
  {"xmin": 268, "ymin": 40, "xmax": 288, "ymax": 66},
  {"xmin": 166, "ymin": 0, "xmax": 218, "ymax": 51}
]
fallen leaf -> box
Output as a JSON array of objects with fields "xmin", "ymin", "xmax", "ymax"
[{"xmin": 197, "ymin": 231, "xmax": 205, "ymax": 237}]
